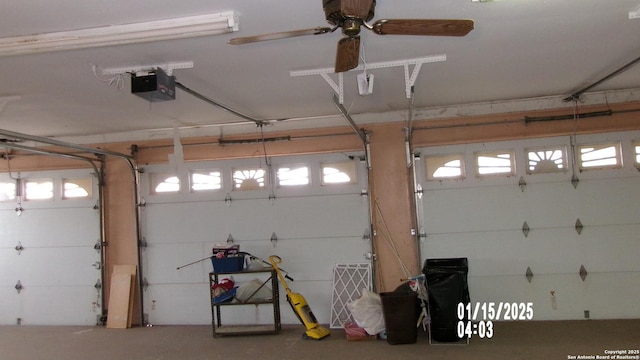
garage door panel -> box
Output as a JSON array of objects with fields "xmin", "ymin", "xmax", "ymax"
[
  {"xmin": 424, "ymin": 186, "xmax": 528, "ymax": 231},
  {"xmin": 575, "ymin": 224, "xmax": 640, "ymax": 273},
  {"xmin": 572, "ymin": 178, "xmax": 640, "ymax": 225},
  {"xmin": 423, "ymin": 185, "xmax": 579, "ymax": 232},
  {"xmin": 145, "ymin": 242, "xmax": 210, "ymax": 284},
  {"xmin": 8, "ymin": 208, "xmax": 98, "ymax": 247},
  {"xmin": 145, "ymin": 284, "xmax": 212, "ymax": 325},
  {"xmin": 19, "ymin": 286, "xmax": 100, "ymax": 325},
  {"xmin": 9, "ymin": 247, "xmax": 99, "ymax": 286},
  {"xmin": 0, "ymin": 249, "xmax": 21, "ymax": 285},
  {"xmin": 0, "ymin": 288, "xmax": 20, "ymax": 324},
  {"xmin": 467, "ymin": 274, "xmax": 588, "ymax": 321},
  {"xmin": 144, "ymin": 202, "xmax": 225, "ymax": 244},
  {"xmin": 584, "ymin": 272, "xmax": 640, "ymax": 319}
]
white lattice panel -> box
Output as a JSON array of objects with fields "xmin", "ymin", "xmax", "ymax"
[{"xmin": 330, "ymin": 263, "xmax": 372, "ymax": 329}]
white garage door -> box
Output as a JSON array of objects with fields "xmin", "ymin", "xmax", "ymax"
[
  {"xmin": 416, "ymin": 131, "xmax": 640, "ymax": 321},
  {"xmin": 0, "ymin": 169, "xmax": 101, "ymax": 325},
  {"xmin": 141, "ymin": 153, "xmax": 372, "ymax": 325}
]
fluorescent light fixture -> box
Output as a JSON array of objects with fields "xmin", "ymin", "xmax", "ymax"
[{"xmin": 0, "ymin": 11, "xmax": 238, "ymax": 57}]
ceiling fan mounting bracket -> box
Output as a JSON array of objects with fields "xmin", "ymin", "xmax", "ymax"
[{"xmin": 290, "ymin": 54, "xmax": 447, "ymax": 103}]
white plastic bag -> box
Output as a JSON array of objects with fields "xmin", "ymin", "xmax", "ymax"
[{"xmin": 347, "ymin": 288, "xmax": 385, "ymax": 335}]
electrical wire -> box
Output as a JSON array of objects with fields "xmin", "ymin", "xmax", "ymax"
[{"xmin": 91, "ymin": 64, "xmax": 125, "ymax": 90}]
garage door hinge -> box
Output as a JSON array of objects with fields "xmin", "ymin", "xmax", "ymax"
[
  {"xmin": 139, "ymin": 237, "xmax": 148, "ymax": 248},
  {"xmin": 95, "ymin": 279, "xmax": 102, "ymax": 290},
  {"xmin": 15, "ymin": 280, "xmax": 23, "ymax": 294},
  {"xmin": 143, "ymin": 278, "xmax": 149, "ymax": 292},
  {"xmin": 15, "ymin": 242, "xmax": 24, "ymax": 254}
]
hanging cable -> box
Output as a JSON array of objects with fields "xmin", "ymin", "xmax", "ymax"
[{"xmin": 374, "ymin": 200, "xmax": 412, "ymax": 279}]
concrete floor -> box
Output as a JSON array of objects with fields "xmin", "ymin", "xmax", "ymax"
[{"xmin": 1, "ymin": 320, "xmax": 638, "ymax": 360}]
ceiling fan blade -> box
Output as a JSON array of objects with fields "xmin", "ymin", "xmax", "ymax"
[
  {"xmin": 372, "ymin": 19, "xmax": 474, "ymax": 36},
  {"xmin": 228, "ymin": 27, "xmax": 332, "ymax": 45},
  {"xmin": 341, "ymin": 0, "xmax": 375, "ymax": 19},
  {"xmin": 335, "ymin": 36, "xmax": 360, "ymax": 73}
]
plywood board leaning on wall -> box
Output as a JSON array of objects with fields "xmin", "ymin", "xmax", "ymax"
[{"xmin": 106, "ymin": 265, "xmax": 137, "ymax": 329}]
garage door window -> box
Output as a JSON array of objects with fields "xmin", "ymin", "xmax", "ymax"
[
  {"xmin": 277, "ymin": 165, "xmax": 309, "ymax": 186},
  {"xmin": 232, "ymin": 168, "xmax": 266, "ymax": 190},
  {"xmin": 151, "ymin": 174, "xmax": 180, "ymax": 194},
  {"xmin": 25, "ymin": 179, "xmax": 53, "ymax": 200},
  {"xmin": 63, "ymin": 178, "xmax": 92, "ymax": 199},
  {"xmin": 425, "ymin": 154, "xmax": 465, "ymax": 180},
  {"xmin": 476, "ymin": 150, "xmax": 515, "ymax": 176},
  {"xmin": 526, "ymin": 147, "xmax": 567, "ymax": 174},
  {"xmin": 577, "ymin": 142, "xmax": 621, "ymax": 170},
  {"xmin": 321, "ymin": 161, "xmax": 358, "ymax": 185},
  {"xmin": 191, "ymin": 170, "xmax": 222, "ymax": 191},
  {"xmin": 0, "ymin": 181, "xmax": 16, "ymax": 201}
]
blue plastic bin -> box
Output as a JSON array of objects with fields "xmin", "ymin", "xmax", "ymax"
[{"xmin": 211, "ymin": 256, "xmax": 244, "ymax": 273}]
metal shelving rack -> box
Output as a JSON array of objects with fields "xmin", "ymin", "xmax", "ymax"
[{"xmin": 209, "ymin": 268, "xmax": 281, "ymax": 337}]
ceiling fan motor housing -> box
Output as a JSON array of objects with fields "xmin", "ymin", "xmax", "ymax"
[{"xmin": 323, "ymin": 0, "xmax": 376, "ymax": 26}]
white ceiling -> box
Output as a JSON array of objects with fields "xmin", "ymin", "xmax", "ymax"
[{"xmin": 1, "ymin": 0, "xmax": 640, "ymax": 144}]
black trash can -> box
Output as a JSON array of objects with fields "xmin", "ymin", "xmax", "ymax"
[
  {"xmin": 423, "ymin": 258, "xmax": 470, "ymax": 342},
  {"xmin": 380, "ymin": 290, "xmax": 419, "ymax": 345}
]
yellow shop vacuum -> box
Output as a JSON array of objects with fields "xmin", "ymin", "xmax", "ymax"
[{"xmin": 269, "ymin": 255, "xmax": 330, "ymax": 340}]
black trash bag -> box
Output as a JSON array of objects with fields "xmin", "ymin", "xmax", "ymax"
[{"xmin": 423, "ymin": 258, "xmax": 470, "ymax": 342}]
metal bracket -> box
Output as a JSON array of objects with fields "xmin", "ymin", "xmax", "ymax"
[
  {"xmin": 579, "ymin": 264, "xmax": 588, "ymax": 281},
  {"xmin": 270, "ymin": 232, "xmax": 278, "ymax": 247},
  {"xmin": 364, "ymin": 251, "xmax": 377, "ymax": 261},
  {"xmin": 575, "ymin": 218, "xmax": 584, "ymax": 235},
  {"xmin": 522, "ymin": 221, "xmax": 530, "ymax": 237},
  {"xmin": 227, "ymin": 234, "xmax": 234, "ymax": 244},
  {"xmin": 101, "ymin": 61, "xmax": 195, "ymax": 76},
  {"xmin": 15, "ymin": 280, "xmax": 23, "ymax": 294},
  {"xmin": 15, "ymin": 242, "xmax": 24, "ymax": 254},
  {"xmin": 525, "ymin": 267, "xmax": 534, "ymax": 283},
  {"xmin": 290, "ymin": 55, "xmax": 447, "ymax": 104},
  {"xmin": 415, "ymin": 184, "xmax": 423, "ymax": 199},
  {"xmin": 519, "ymin": 176, "xmax": 527, "ymax": 192}
]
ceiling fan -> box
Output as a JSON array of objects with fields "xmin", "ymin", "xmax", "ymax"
[{"xmin": 229, "ymin": 0, "xmax": 474, "ymax": 73}]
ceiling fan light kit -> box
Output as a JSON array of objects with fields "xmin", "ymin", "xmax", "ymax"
[
  {"xmin": 0, "ymin": 11, "xmax": 239, "ymax": 57},
  {"xmin": 229, "ymin": 0, "xmax": 473, "ymax": 73}
]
